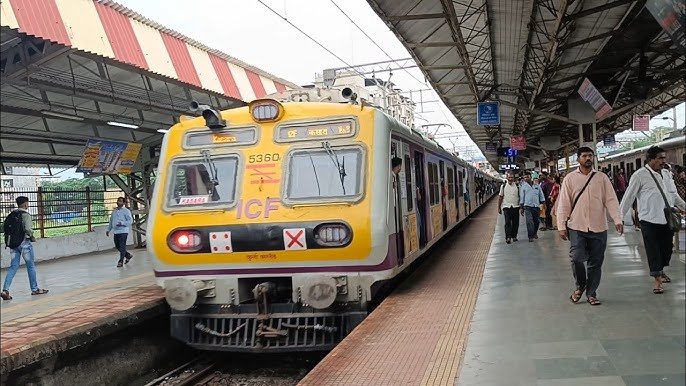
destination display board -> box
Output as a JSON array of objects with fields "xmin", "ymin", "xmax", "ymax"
[
  {"xmin": 184, "ymin": 128, "xmax": 257, "ymax": 147},
  {"xmin": 276, "ymin": 120, "xmax": 355, "ymax": 142},
  {"xmin": 76, "ymin": 139, "xmax": 142, "ymax": 175}
]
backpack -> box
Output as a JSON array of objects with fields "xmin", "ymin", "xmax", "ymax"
[{"xmin": 3, "ymin": 210, "xmax": 25, "ymax": 249}]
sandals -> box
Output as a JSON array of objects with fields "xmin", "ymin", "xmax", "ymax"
[
  {"xmin": 587, "ymin": 297, "xmax": 602, "ymax": 306},
  {"xmin": 661, "ymin": 274, "xmax": 671, "ymax": 283},
  {"xmin": 0, "ymin": 290, "xmax": 12, "ymax": 300},
  {"xmin": 31, "ymin": 289, "xmax": 49, "ymax": 296},
  {"xmin": 116, "ymin": 261, "xmax": 124, "ymax": 268},
  {"xmin": 125, "ymin": 253, "xmax": 133, "ymax": 264},
  {"xmin": 653, "ymin": 287, "xmax": 664, "ymax": 294},
  {"xmin": 569, "ymin": 289, "xmax": 583, "ymax": 303}
]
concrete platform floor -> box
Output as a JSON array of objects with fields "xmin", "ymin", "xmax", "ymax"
[
  {"xmin": 457, "ymin": 214, "xmax": 685, "ymax": 385},
  {"xmin": 1, "ymin": 247, "xmax": 155, "ymax": 322}
]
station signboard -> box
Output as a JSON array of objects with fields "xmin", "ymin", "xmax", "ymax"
[
  {"xmin": 510, "ymin": 135, "xmax": 527, "ymax": 150},
  {"xmin": 632, "ymin": 114, "xmax": 650, "ymax": 131},
  {"xmin": 602, "ymin": 134, "xmax": 616, "ymax": 146},
  {"xmin": 477, "ymin": 101, "xmax": 500, "ymax": 126},
  {"xmin": 484, "ymin": 142, "xmax": 497, "ymax": 153}
]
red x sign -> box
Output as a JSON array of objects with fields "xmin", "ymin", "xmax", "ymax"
[{"xmin": 283, "ymin": 228, "xmax": 306, "ymax": 250}]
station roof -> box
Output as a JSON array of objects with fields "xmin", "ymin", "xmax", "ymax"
[
  {"xmin": 1, "ymin": 0, "xmax": 299, "ymax": 169},
  {"xmin": 366, "ymin": 0, "xmax": 685, "ymax": 165}
]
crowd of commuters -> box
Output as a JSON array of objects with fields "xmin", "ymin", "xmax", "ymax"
[{"xmin": 498, "ymin": 145, "xmax": 686, "ymax": 305}]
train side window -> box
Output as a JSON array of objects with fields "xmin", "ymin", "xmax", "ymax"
[
  {"xmin": 167, "ymin": 155, "xmax": 239, "ymax": 207},
  {"xmin": 447, "ymin": 167, "xmax": 455, "ymax": 200},
  {"xmin": 404, "ymin": 154, "xmax": 413, "ymax": 212}
]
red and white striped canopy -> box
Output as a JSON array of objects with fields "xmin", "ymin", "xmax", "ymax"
[{"xmin": 0, "ymin": 0, "xmax": 298, "ymax": 102}]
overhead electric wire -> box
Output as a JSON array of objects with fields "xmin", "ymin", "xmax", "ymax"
[
  {"xmin": 327, "ymin": 0, "xmax": 426, "ymax": 87},
  {"xmin": 256, "ymin": 0, "xmax": 367, "ymax": 80}
]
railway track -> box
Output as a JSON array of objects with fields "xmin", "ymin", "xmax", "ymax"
[{"xmin": 143, "ymin": 352, "xmax": 323, "ymax": 386}]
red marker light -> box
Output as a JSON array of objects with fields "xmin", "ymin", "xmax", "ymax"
[
  {"xmin": 177, "ymin": 234, "xmax": 190, "ymax": 246},
  {"xmin": 168, "ymin": 230, "xmax": 203, "ymax": 253}
]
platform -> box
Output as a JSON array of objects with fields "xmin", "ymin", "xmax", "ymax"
[
  {"xmin": 0, "ymin": 248, "xmax": 164, "ymax": 374},
  {"xmin": 299, "ymin": 200, "xmax": 686, "ymax": 385}
]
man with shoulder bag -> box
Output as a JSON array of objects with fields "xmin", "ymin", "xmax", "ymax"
[
  {"xmin": 556, "ymin": 147, "xmax": 623, "ymax": 306},
  {"xmin": 619, "ymin": 146, "xmax": 686, "ymax": 295}
]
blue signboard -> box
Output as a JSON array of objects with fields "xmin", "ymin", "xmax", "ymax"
[
  {"xmin": 602, "ymin": 134, "xmax": 616, "ymax": 146},
  {"xmin": 477, "ymin": 101, "xmax": 500, "ymax": 126}
]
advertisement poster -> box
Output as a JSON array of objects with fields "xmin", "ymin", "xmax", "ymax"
[
  {"xmin": 578, "ymin": 78, "xmax": 612, "ymax": 119},
  {"xmin": 76, "ymin": 139, "xmax": 142, "ymax": 174}
]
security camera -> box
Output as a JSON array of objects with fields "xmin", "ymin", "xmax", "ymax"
[{"xmin": 189, "ymin": 101, "xmax": 226, "ymax": 130}]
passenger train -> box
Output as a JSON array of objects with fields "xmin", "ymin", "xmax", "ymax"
[
  {"xmin": 597, "ymin": 134, "xmax": 685, "ymax": 179},
  {"xmin": 147, "ymin": 90, "xmax": 499, "ymax": 352}
]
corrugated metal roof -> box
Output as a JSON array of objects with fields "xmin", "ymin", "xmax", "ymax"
[
  {"xmin": 366, "ymin": 0, "xmax": 685, "ymax": 165},
  {"xmin": 9, "ymin": 0, "xmax": 71, "ymax": 46},
  {"xmin": 93, "ymin": 0, "xmax": 148, "ymax": 69},
  {"xmin": 208, "ymin": 53, "xmax": 242, "ymax": 100},
  {"xmin": 160, "ymin": 32, "xmax": 202, "ymax": 88}
]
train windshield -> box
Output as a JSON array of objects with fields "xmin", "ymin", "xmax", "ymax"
[
  {"xmin": 167, "ymin": 155, "xmax": 239, "ymax": 207},
  {"xmin": 286, "ymin": 148, "xmax": 363, "ymax": 201}
]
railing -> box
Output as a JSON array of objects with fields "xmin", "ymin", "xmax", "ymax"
[{"xmin": 0, "ymin": 187, "xmax": 124, "ymax": 238}]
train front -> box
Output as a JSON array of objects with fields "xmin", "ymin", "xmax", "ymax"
[{"xmin": 147, "ymin": 100, "xmax": 392, "ymax": 351}]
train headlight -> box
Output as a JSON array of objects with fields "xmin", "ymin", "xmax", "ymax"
[
  {"xmin": 168, "ymin": 230, "xmax": 203, "ymax": 253},
  {"xmin": 249, "ymin": 99, "xmax": 284, "ymax": 122},
  {"xmin": 314, "ymin": 223, "xmax": 352, "ymax": 246}
]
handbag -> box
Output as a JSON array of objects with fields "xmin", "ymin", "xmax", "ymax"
[
  {"xmin": 646, "ymin": 167, "xmax": 683, "ymax": 232},
  {"xmin": 565, "ymin": 172, "xmax": 596, "ymax": 231}
]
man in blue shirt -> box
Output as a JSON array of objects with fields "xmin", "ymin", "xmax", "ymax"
[
  {"xmin": 106, "ymin": 197, "xmax": 133, "ymax": 267},
  {"xmin": 520, "ymin": 171, "xmax": 546, "ymax": 242}
]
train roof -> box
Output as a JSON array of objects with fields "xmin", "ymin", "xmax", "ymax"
[{"xmin": 598, "ymin": 134, "xmax": 685, "ymax": 163}]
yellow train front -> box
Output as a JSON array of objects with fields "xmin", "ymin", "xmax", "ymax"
[{"xmin": 148, "ymin": 98, "xmax": 496, "ymax": 352}]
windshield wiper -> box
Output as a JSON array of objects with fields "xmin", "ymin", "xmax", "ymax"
[
  {"xmin": 201, "ymin": 149, "xmax": 220, "ymax": 201},
  {"xmin": 322, "ymin": 141, "xmax": 346, "ymax": 195}
]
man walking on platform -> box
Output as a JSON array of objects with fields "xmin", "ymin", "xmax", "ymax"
[
  {"xmin": 106, "ymin": 197, "xmax": 133, "ymax": 268},
  {"xmin": 557, "ymin": 147, "xmax": 623, "ymax": 306},
  {"xmin": 1, "ymin": 196, "xmax": 49, "ymax": 300},
  {"xmin": 498, "ymin": 171, "xmax": 520, "ymax": 243},
  {"xmin": 519, "ymin": 171, "xmax": 545, "ymax": 242},
  {"xmin": 619, "ymin": 146, "xmax": 685, "ymax": 294}
]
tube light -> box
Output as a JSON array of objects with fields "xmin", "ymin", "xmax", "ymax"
[
  {"xmin": 41, "ymin": 110, "xmax": 85, "ymax": 121},
  {"xmin": 107, "ymin": 121, "xmax": 139, "ymax": 129},
  {"xmin": 157, "ymin": 129, "xmax": 169, "ymax": 134}
]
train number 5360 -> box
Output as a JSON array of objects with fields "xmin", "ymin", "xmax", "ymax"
[{"xmin": 248, "ymin": 153, "xmax": 280, "ymax": 163}]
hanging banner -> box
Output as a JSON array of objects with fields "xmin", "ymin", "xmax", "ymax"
[
  {"xmin": 646, "ymin": 0, "xmax": 686, "ymax": 54},
  {"xmin": 510, "ymin": 135, "xmax": 527, "ymax": 150},
  {"xmin": 632, "ymin": 114, "xmax": 650, "ymax": 131},
  {"xmin": 577, "ymin": 78, "xmax": 612, "ymax": 119},
  {"xmin": 76, "ymin": 139, "xmax": 142, "ymax": 174}
]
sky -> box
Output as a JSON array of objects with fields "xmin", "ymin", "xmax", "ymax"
[{"xmin": 56, "ymin": 0, "xmax": 685, "ymax": 180}]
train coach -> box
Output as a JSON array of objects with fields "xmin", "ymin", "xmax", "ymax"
[{"xmin": 147, "ymin": 91, "xmax": 498, "ymax": 352}]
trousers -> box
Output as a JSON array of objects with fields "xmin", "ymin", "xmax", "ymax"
[{"xmin": 568, "ymin": 229, "xmax": 607, "ymax": 298}]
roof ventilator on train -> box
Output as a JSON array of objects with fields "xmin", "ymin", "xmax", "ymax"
[{"xmin": 189, "ymin": 101, "xmax": 226, "ymax": 130}]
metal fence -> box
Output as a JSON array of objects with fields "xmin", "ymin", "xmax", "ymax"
[{"xmin": 0, "ymin": 187, "xmax": 124, "ymax": 238}]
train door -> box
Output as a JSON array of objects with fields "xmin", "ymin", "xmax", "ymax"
[
  {"xmin": 391, "ymin": 140, "xmax": 405, "ymax": 266},
  {"xmin": 403, "ymin": 151, "xmax": 418, "ymax": 256},
  {"xmin": 414, "ymin": 151, "xmax": 428, "ymax": 248},
  {"xmin": 453, "ymin": 167, "xmax": 460, "ymax": 221},
  {"xmin": 439, "ymin": 160, "xmax": 447, "ymax": 231}
]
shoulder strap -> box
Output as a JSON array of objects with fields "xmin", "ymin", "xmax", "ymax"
[
  {"xmin": 645, "ymin": 166, "xmax": 671, "ymax": 209},
  {"xmin": 568, "ymin": 172, "xmax": 596, "ymax": 220}
]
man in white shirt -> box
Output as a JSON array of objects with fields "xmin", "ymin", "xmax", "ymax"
[
  {"xmin": 619, "ymin": 146, "xmax": 686, "ymax": 294},
  {"xmin": 498, "ymin": 171, "xmax": 520, "ymax": 244}
]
